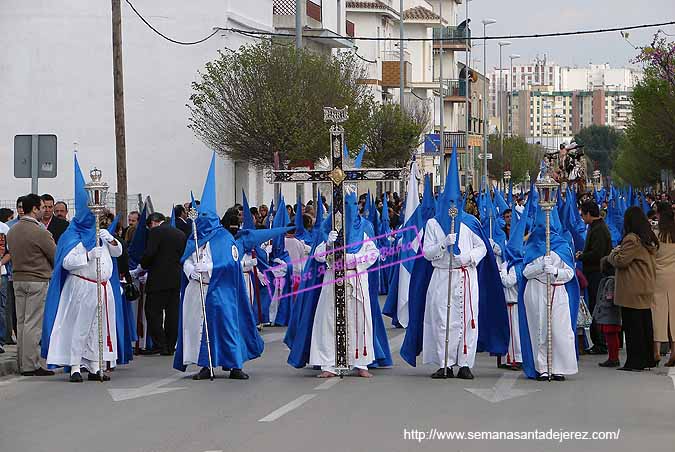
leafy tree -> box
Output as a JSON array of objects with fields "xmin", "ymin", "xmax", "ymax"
[
  {"xmin": 573, "ymin": 125, "xmax": 623, "ymax": 175},
  {"xmin": 363, "ymin": 102, "xmax": 430, "ymax": 168},
  {"xmin": 188, "ymin": 42, "xmax": 375, "ymax": 168},
  {"xmin": 613, "ymin": 34, "xmax": 675, "ymax": 185},
  {"xmin": 487, "ymin": 134, "xmax": 543, "ymax": 184}
]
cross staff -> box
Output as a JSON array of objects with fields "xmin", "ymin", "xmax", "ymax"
[{"xmin": 270, "ymin": 106, "xmax": 406, "ymax": 374}]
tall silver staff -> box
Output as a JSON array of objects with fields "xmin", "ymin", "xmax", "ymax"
[
  {"xmin": 535, "ymin": 168, "xmax": 560, "ymax": 381},
  {"xmin": 443, "ymin": 206, "xmax": 459, "ymax": 378},
  {"xmin": 84, "ymin": 168, "xmax": 108, "ymax": 382},
  {"xmin": 187, "ymin": 207, "xmax": 214, "ymax": 381}
]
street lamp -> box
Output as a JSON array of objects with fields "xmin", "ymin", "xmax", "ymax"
[
  {"xmin": 593, "ymin": 169, "xmax": 602, "ymax": 190},
  {"xmin": 509, "ymin": 54, "xmax": 520, "ymax": 137},
  {"xmin": 498, "ymin": 41, "xmax": 511, "ymax": 170},
  {"xmin": 481, "ymin": 18, "xmax": 496, "ymax": 190},
  {"xmin": 464, "ymin": 0, "xmax": 472, "ymax": 189}
]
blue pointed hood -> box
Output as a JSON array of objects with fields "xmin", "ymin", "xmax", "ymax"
[
  {"xmin": 507, "ymin": 179, "xmax": 514, "ymax": 208},
  {"xmin": 70, "ymin": 155, "xmax": 97, "ymax": 251},
  {"xmin": 421, "ymin": 174, "xmax": 436, "ymax": 222},
  {"xmin": 272, "ymin": 197, "xmax": 290, "ymax": 255},
  {"xmin": 241, "ymin": 190, "xmax": 256, "ymax": 230},
  {"xmin": 434, "ymin": 143, "xmax": 463, "ymax": 240},
  {"xmin": 524, "ymin": 205, "xmax": 573, "ymax": 267},
  {"xmin": 294, "ymin": 194, "xmax": 310, "ymax": 243},
  {"xmin": 169, "ymin": 204, "xmax": 176, "ymax": 227},
  {"xmin": 503, "ymin": 207, "xmax": 526, "ymax": 269},
  {"xmin": 354, "ymin": 144, "xmax": 366, "ymax": 168},
  {"xmin": 380, "ymin": 193, "xmax": 391, "ymax": 234}
]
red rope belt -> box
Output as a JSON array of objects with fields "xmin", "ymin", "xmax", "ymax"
[
  {"xmin": 351, "ymin": 265, "xmax": 367, "ymax": 360},
  {"xmin": 75, "ymin": 275, "xmax": 113, "ymax": 352},
  {"xmin": 458, "ymin": 266, "xmax": 476, "ymax": 355}
]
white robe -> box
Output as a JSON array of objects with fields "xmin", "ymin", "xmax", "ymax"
[
  {"xmin": 47, "ymin": 239, "xmax": 122, "ymax": 373},
  {"xmin": 309, "ymin": 232, "xmax": 379, "ymax": 371},
  {"xmin": 180, "ymin": 243, "xmax": 213, "ymax": 366},
  {"xmin": 422, "ymin": 218, "xmax": 486, "ymax": 368},
  {"xmin": 523, "ymin": 252, "xmax": 578, "ymax": 376},
  {"xmin": 396, "ymin": 232, "xmax": 422, "ymax": 328},
  {"xmin": 500, "ymin": 264, "xmax": 523, "ymax": 363}
]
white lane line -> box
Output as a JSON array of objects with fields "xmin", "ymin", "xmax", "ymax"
[
  {"xmin": 314, "ymin": 377, "xmax": 341, "ymax": 390},
  {"xmin": 258, "ymin": 394, "xmax": 317, "ymax": 422},
  {"xmin": 262, "ymin": 332, "xmax": 285, "ymax": 343}
]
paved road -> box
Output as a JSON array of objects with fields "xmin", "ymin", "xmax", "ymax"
[{"xmin": 1, "ymin": 307, "xmax": 674, "ymax": 452}]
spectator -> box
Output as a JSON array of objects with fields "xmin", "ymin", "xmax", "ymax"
[
  {"xmin": 40, "ymin": 194, "xmax": 69, "ymax": 244},
  {"xmin": 258, "ymin": 204, "xmax": 269, "ymax": 227},
  {"xmin": 53, "ymin": 201, "xmax": 68, "ymax": 220},
  {"xmin": 6, "ymin": 194, "xmax": 56, "ymax": 376},
  {"xmin": 7, "ymin": 197, "xmax": 24, "ymax": 228},
  {"xmin": 0, "ymin": 220, "xmax": 9, "ymax": 353},
  {"xmin": 0, "ymin": 208, "xmax": 14, "ymax": 224},
  {"xmin": 607, "ymin": 206, "xmax": 659, "ymax": 372},
  {"xmin": 4, "ymin": 198, "xmax": 23, "ymax": 344},
  {"xmin": 653, "ymin": 202, "xmax": 675, "ymax": 367},
  {"xmin": 124, "ymin": 210, "xmax": 140, "ymax": 243},
  {"xmin": 139, "ymin": 212, "xmax": 186, "ymax": 355},
  {"xmin": 577, "ymin": 201, "xmax": 612, "ymax": 355},
  {"xmin": 173, "ymin": 205, "xmax": 192, "ymax": 237}
]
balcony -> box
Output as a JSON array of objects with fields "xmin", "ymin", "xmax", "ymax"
[
  {"xmin": 432, "ymin": 25, "xmax": 471, "ymax": 51},
  {"xmin": 273, "ymin": 0, "xmax": 353, "ymax": 49},
  {"xmin": 381, "ymin": 51, "xmax": 412, "ymax": 88},
  {"xmin": 436, "ymin": 130, "xmax": 484, "ymax": 151},
  {"xmin": 433, "ymin": 79, "xmax": 469, "ymax": 102}
]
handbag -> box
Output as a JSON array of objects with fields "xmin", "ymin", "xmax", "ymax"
[
  {"xmin": 123, "ymin": 281, "xmax": 140, "ymax": 301},
  {"xmin": 577, "ymin": 296, "xmax": 593, "ymax": 329}
]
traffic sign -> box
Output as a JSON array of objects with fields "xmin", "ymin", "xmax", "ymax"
[{"xmin": 478, "ymin": 153, "xmax": 493, "ymax": 160}]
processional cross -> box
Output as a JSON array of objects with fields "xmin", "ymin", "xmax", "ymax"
[{"xmin": 270, "ymin": 106, "xmax": 405, "ymax": 373}]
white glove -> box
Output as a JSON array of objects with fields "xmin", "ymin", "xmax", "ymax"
[
  {"xmin": 445, "ymin": 233, "xmax": 457, "ymax": 247},
  {"xmin": 543, "ymin": 256, "xmax": 556, "ymax": 275},
  {"xmin": 454, "ymin": 253, "xmax": 472, "ymax": 267},
  {"xmin": 272, "ymin": 266, "xmax": 287, "ymax": 278},
  {"xmin": 129, "ymin": 265, "xmax": 142, "ymax": 278},
  {"xmin": 195, "ymin": 261, "xmax": 212, "ymax": 273},
  {"xmin": 139, "ymin": 273, "xmax": 148, "ymax": 285},
  {"xmin": 327, "ymin": 230, "xmax": 338, "ymax": 244},
  {"xmin": 99, "ymin": 229, "xmax": 115, "ymax": 243},
  {"xmin": 189, "ymin": 270, "xmax": 201, "ymax": 281},
  {"xmin": 492, "ymin": 242, "xmax": 502, "ymax": 257},
  {"xmin": 88, "ymin": 246, "xmax": 103, "ymax": 260}
]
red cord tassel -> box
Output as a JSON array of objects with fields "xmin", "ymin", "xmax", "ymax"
[
  {"xmin": 363, "ymin": 346, "xmax": 367, "ymax": 357},
  {"xmin": 471, "ymin": 319, "xmax": 476, "ymax": 329},
  {"xmin": 355, "ymin": 349, "xmax": 359, "ymax": 359},
  {"xmin": 463, "ymin": 344, "xmax": 467, "ymax": 355}
]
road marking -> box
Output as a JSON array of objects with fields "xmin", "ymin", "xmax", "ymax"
[
  {"xmin": 262, "ymin": 332, "xmax": 285, "ymax": 343},
  {"xmin": 108, "ymin": 373, "xmax": 186, "ymax": 402},
  {"xmin": 258, "ymin": 394, "xmax": 316, "ymax": 422},
  {"xmin": 465, "ymin": 372, "xmax": 541, "ymax": 403},
  {"xmin": 314, "ymin": 377, "xmax": 341, "ymax": 390},
  {"xmin": 669, "ymin": 367, "xmax": 675, "ymax": 390}
]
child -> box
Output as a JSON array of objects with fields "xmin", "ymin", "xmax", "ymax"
[{"xmin": 594, "ymin": 257, "xmax": 622, "ymax": 367}]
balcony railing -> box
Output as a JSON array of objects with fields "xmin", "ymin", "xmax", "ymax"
[
  {"xmin": 273, "ymin": 0, "xmax": 321, "ymax": 22},
  {"xmin": 434, "ymin": 79, "xmax": 468, "ymax": 99},
  {"xmin": 432, "ymin": 26, "xmax": 471, "ymax": 49}
]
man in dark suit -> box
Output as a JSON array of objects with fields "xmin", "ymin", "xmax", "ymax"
[
  {"xmin": 140, "ymin": 212, "xmax": 186, "ymax": 355},
  {"xmin": 173, "ymin": 205, "xmax": 192, "ymax": 238},
  {"xmin": 40, "ymin": 194, "xmax": 69, "ymax": 244}
]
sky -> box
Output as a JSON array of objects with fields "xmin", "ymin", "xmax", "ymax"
[{"xmin": 462, "ymin": 0, "xmax": 675, "ymax": 71}]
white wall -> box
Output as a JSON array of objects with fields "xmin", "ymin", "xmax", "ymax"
[{"xmin": 0, "ymin": 0, "xmax": 275, "ymax": 215}]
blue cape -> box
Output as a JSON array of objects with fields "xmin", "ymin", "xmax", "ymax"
[{"xmin": 519, "ymin": 206, "xmax": 580, "ymax": 379}]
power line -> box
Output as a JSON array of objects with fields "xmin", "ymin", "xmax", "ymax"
[
  {"xmin": 223, "ymin": 20, "xmax": 675, "ymax": 43},
  {"xmin": 125, "ymin": 0, "xmax": 219, "ymax": 45}
]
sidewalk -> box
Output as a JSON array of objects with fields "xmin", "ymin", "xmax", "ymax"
[{"xmin": 0, "ymin": 345, "xmax": 18, "ymax": 377}]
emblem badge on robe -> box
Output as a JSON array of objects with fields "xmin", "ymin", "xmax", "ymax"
[{"xmin": 231, "ymin": 245, "xmax": 239, "ymax": 261}]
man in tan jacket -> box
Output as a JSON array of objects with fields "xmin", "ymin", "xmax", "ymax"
[{"xmin": 6, "ymin": 194, "xmax": 56, "ymax": 376}]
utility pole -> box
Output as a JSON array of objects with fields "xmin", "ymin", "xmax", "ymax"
[
  {"xmin": 464, "ymin": 0, "xmax": 470, "ymax": 189},
  {"xmin": 296, "ymin": 0, "xmax": 303, "ymax": 49},
  {"xmin": 438, "ymin": 0, "xmax": 445, "ymax": 189},
  {"xmin": 112, "ymin": 0, "xmax": 128, "ymax": 224},
  {"xmin": 399, "ymin": 0, "xmax": 404, "ymax": 106},
  {"xmin": 481, "ymin": 19, "xmax": 496, "ymax": 191}
]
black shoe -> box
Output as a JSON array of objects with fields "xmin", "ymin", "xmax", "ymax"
[
  {"xmin": 5, "ymin": 339, "xmax": 16, "ymax": 345},
  {"xmin": 229, "ymin": 369, "xmax": 249, "ymax": 380},
  {"xmin": 509, "ymin": 363, "xmax": 523, "ymax": 371},
  {"xmin": 160, "ymin": 348, "xmax": 173, "ymax": 356},
  {"xmin": 552, "ymin": 374, "xmax": 566, "ymax": 381},
  {"xmin": 585, "ymin": 345, "xmax": 607, "ymax": 355},
  {"xmin": 617, "ymin": 366, "xmax": 642, "ymax": 372},
  {"xmin": 222, "ymin": 367, "xmax": 231, "ymax": 372},
  {"xmin": 456, "ymin": 367, "xmax": 474, "ymax": 380},
  {"xmin": 498, "ymin": 363, "xmax": 511, "ymax": 369},
  {"xmin": 431, "ymin": 368, "xmax": 453, "ymax": 379},
  {"xmin": 32, "ymin": 368, "xmax": 54, "ymax": 376},
  {"xmin": 69, "ymin": 372, "xmax": 83, "ymax": 383},
  {"xmin": 598, "ymin": 359, "xmax": 620, "ymax": 368},
  {"xmin": 192, "ymin": 367, "xmax": 213, "ymax": 380},
  {"xmin": 139, "ymin": 348, "xmax": 161, "ymax": 356},
  {"xmin": 536, "ymin": 373, "xmax": 550, "ymax": 381},
  {"xmin": 88, "ymin": 372, "xmax": 111, "ymax": 382}
]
